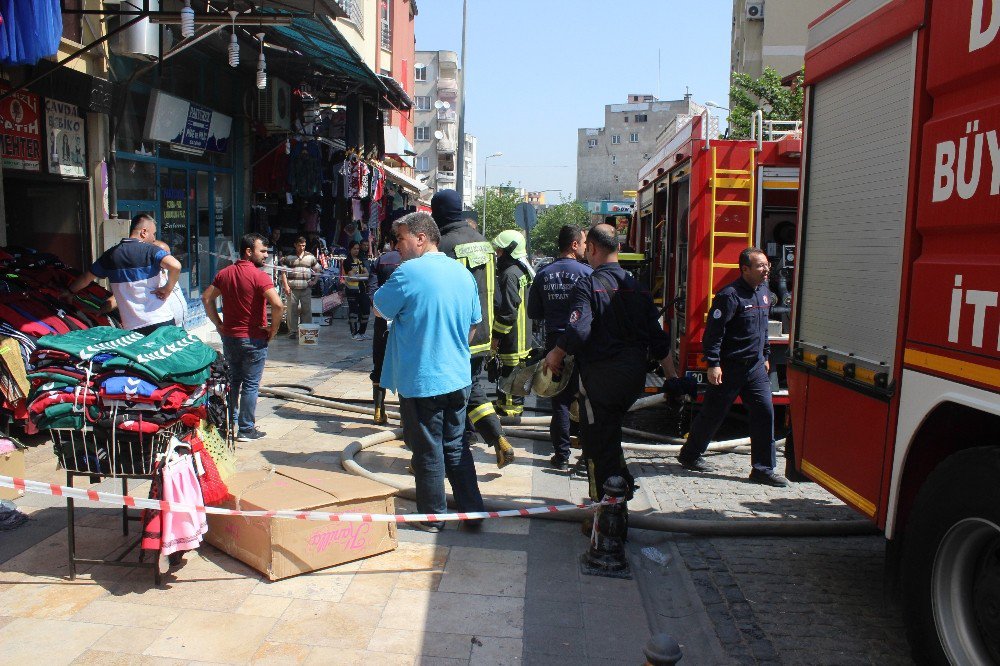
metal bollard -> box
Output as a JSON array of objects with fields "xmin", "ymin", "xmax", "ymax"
[
  {"xmin": 580, "ymin": 475, "xmax": 632, "ymax": 579},
  {"xmin": 643, "ymin": 633, "xmax": 682, "ymax": 665}
]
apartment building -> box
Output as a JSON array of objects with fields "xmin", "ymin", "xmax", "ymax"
[
  {"xmin": 730, "ymin": 0, "xmax": 839, "ymax": 81},
  {"xmin": 413, "ymin": 50, "xmax": 473, "ymax": 200},
  {"xmin": 576, "ymin": 93, "xmax": 704, "ymax": 204}
]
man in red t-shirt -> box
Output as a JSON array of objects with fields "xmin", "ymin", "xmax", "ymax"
[{"xmin": 201, "ymin": 233, "xmax": 284, "ymax": 441}]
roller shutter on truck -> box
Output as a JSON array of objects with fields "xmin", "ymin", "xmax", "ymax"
[{"xmin": 797, "ymin": 36, "xmax": 915, "ymax": 379}]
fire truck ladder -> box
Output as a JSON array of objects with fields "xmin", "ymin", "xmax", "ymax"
[{"xmin": 706, "ymin": 146, "xmax": 755, "ymax": 316}]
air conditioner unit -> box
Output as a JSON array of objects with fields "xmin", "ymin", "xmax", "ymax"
[
  {"xmin": 256, "ymin": 79, "xmax": 291, "ymax": 132},
  {"xmin": 746, "ymin": 1, "xmax": 764, "ymax": 20}
]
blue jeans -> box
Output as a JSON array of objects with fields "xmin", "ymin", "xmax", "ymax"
[
  {"xmin": 222, "ymin": 336, "xmax": 268, "ymax": 433},
  {"xmin": 400, "ymin": 386, "xmax": 484, "ymax": 528}
]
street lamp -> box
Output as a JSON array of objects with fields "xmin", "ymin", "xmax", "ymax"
[
  {"xmin": 482, "ymin": 152, "xmax": 502, "ymax": 237},
  {"xmin": 704, "ymin": 100, "xmax": 730, "ymax": 112}
]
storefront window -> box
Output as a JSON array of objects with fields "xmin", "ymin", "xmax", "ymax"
[
  {"xmin": 160, "ymin": 169, "xmax": 194, "ymax": 296},
  {"xmin": 214, "ymin": 173, "xmax": 234, "ymax": 269},
  {"xmin": 117, "ymin": 159, "xmax": 156, "ymax": 201}
]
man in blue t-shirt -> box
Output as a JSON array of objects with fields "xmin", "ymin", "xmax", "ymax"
[
  {"xmin": 527, "ymin": 224, "xmax": 592, "ymax": 469},
  {"xmin": 373, "ymin": 211, "xmax": 486, "ymax": 533}
]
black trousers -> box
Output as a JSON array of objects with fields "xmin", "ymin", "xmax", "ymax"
[
  {"xmin": 346, "ymin": 289, "xmax": 370, "ymax": 335},
  {"xmin": 465, "ymin": 355, "xmax": 503, "ymax": 445},
  {"xmin": 370, "ymin": 317, "xmax": 389, "ymax": 384},
  {"xmin": 679, "ymin": 358, "xmax": 776, "ymax": 470},
  {"xmin": 546, "ymin": 340, "xmax": 578, "ymax": 461},
  {"xmin": 577, "ymin": 349, "xmax": 646, "ymax": 501}
]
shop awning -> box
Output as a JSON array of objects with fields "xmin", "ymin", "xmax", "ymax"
[
  {"xmin": 269, "ymin": 15, "xmax": 384, "ymax": 93},
  {"xmin": 376, "ymin": 161, "xmax": 427, "ymax": 196},
  {"xmin": 267, "ymin": 0, "xmax": 348, "ymax": 18},
  {"xmin": 377, "ymin": 74, "xmax": 413, "ymax": 110}
]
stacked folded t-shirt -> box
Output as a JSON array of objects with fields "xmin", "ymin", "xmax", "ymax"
[{"xmin": 27, "ymin": 326, "xmax": 219, "ymax": 433}]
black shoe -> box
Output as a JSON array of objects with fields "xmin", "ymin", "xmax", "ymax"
[
  {"xmin": 572, "ymin": 458, "xmax": 589, "ymax": 478},
  {"xmin": 749, "ymin": 468, "xmax": 790, "ymax": 487},
  {"xmin": 461, "ymin": 519, "xmax": 484, "ymax": 532},
  {"xmin": 549, "ymin": 455, "xmax": 570, "ymax": 471},
  {"xmin": 411, "ymin": 521, "xmax": 443, "ymax": 533},
  {"xmin": 677, "ymin": 456, "xmax": 715, "ymax": 473},
  {"xmin": 237, "ymin": 429, "xmax": 267, "ymax": 442}
]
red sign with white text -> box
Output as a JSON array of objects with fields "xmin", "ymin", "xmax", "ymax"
[{"xmin": 0, "ymin": 84, "xmax": 42, "ymax": 173}]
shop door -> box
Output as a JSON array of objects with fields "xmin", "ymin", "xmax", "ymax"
[
  {"xmin": 3, "ymin": 178, "xmax": 89, "ymax": 269},
  {"xmin": 195, "ymin": 171, "xmax": 213, "ymax": 293}
]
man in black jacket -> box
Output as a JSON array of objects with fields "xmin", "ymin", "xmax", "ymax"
[
  {"xmin": 432, "ymin": 190, "xmax": 515, "ymax": 469},
  {"xmin": 544, "ymin": 224, "xmax": 676, "ymax": 502}
]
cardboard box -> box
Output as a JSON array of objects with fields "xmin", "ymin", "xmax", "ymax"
[
  {"xmin": 205, "ymin": 466, "xmax": 397, "ymax": 580},
  {"xmin": 0, "ymin": 449, "xmax": 25, "ymax": 501}
]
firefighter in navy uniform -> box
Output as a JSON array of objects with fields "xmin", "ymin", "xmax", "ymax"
[
  {"xmin": 491, "ymin": 230, "xmax": 533, "ymax": 416},
  {"xmin": 432, "ymin": 189, "xmax": 515, "ymax": 469},
  {"xmin": 543, "ymin": 224, "xmax": 676, "ymax": 503},
  {"xmin": 677, "ymin": 247, "xmax": 789, "ymax": 487}
]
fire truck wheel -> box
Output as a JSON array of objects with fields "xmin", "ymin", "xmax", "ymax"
[{"xmin": 900, "ymin": 446, "xmax": 1000, "ymax": 666}]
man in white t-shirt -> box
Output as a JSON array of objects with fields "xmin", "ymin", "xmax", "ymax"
[
  {"xmin": 151, "ymin": 240, "xmax": 188, "ymax": 328},
  {"xmin": 66, "ymin": 214, "xmax": 181, "ymax": 334}
]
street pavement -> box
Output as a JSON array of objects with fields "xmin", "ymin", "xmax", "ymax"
[{"xmin": 0, "ymin": 317, "xmax": 914, "ymax": 664}]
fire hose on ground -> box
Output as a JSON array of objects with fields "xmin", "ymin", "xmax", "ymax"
[{"xmin": 257, "ymin": 385, "xmax": 877, "ymax": 537}]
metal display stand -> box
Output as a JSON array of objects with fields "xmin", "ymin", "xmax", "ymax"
[{"xmin": 53, "ymin": 422, "xmax": 182, "ymax": 586}]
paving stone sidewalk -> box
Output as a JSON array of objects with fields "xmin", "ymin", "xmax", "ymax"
[{"xmin": 0, "ymin": 321, "xmax": 658, "ymax": 665}]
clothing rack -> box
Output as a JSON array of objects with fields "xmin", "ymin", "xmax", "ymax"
[{"xmin": 53, "ymin": 422, "xmax": 184, "ymax": 586}]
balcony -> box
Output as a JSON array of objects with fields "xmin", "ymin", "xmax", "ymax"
[
  {"xmin": 437, "ymin": 78, "xmax": 458, "ymax": 101},
  {"xmin": 437, "ymin": 109, "xmax": 457, "ymax": 123},
  {"xmin": 436, "ymin": 170, "xmax": 456, "ymax": 184}
]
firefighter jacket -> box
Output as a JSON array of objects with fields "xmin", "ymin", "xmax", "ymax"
[
  {"xmin": 433, "ymin": 190, "xmax": 496, "ymax": 358},
  {"xmin": 701, "ymin": 276, "xmax": 771, "ymax": 368},
  {"xmin": 558, "ymin": 262, "xmax": 671, "ymax": 365},
  {"xmin": 493, "ymin": 254, "xmax": 532, "ymax": 367}
]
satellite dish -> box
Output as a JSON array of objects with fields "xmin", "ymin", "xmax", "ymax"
[
  {"xmin": 442, "ymin": 101, "xmax": 451, "ymax": 110},
  {"xmin": 434, "ymin": 100, "xmax": 444, "ymax": 109},
  {"xmin": 414, "ymin": 62, "xmax": 425, "ymax": 69},
  {"xmin": 434, "ymin": 130, "xmax": 444, "ymax": 140}
]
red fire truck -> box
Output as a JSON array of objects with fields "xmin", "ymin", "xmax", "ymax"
[
  {"xmin": 630, "ymin": 114, "xmax": 802, "ymax": 403},
  {"xmin": 790, "ymin": 1, "xmax": 1000, "ymax": 661}
]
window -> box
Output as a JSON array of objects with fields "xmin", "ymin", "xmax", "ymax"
[
  {"xmin": 612, "ymin": 135, "xmax": 621, "ymax": 144},
  {"xmin": 623, "ymin": 116, "xmax": 629, "ymax": 123},
  {"xmin": 415, "ymin": 126, "xmax": 430, "ymax": 141},
  {"xmin": 415, "ymin": 96, "xmax": 432, "ymax": 110},
  {"xmin": 380, "ymin": 0, "xmax": 392, "ymax": 51},
  {"xmin": 415, "ymin": 64, "xmax": 427, "ymax": 82},
  {"xmin": 416, "ymin": 156, "xmax": 430, "ymax": 171},
  {"xmin": 635, "ymin": 114, "xmax": 648, "ymax": 122},
  {"xmin": 630, "ymin": 133, "xmax": 639, "ymax": 143},
  {"xmin": 587, "ymin": 138, "xmax": 598, "ymax": 148},
  {"xmin": 611, "ymin": 155, "xmax": 617, "ymax": 165}
]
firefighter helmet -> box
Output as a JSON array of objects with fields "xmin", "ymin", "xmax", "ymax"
[
  {"xmin": 532, "ymin": 356, "xmax": 575, "ymax": 398},
  {"xmin": 492, "ymin": 229, "xmax": 527, "ymax": 260}
]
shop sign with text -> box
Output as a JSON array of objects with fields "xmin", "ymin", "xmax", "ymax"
[
  {"xmin": 46, "ymin": 99, "xmax": 86, "ymax": 178},
  {"xmin": 0, "ymin": 84, "xmax": 42, "ymax": 172}
]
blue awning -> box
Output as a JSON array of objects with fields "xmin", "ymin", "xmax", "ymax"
[
  {"xmin": 0, "ymin": 0, "xmax": 63, "ymax": 66},
  {"xmin": 268, "ymin": 14, "xmax": 388, "ymax": 98}
]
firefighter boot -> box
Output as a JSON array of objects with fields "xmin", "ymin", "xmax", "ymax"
[
  {"xmin": 372, "ymin": 385, "xmax": 388, "ymax": 425},
  {"xmin": 493, "ymin": 435, "xmax": 515, "ymax": 469},
  {"xmin": 580, "ymin": 475, "xmax": 632, "ymax": 579}
]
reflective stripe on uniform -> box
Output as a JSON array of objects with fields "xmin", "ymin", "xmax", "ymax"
[
  {"xmin": 493, "ymin": 322, "xmax": 513, "ymax": 335},
  {"xmin": 498, "ymin": 352, "xmax": 524, "ymax": 365},
  {"xmin": 468, "ymin": 401, "xmax": 496, "ymax": 424}
]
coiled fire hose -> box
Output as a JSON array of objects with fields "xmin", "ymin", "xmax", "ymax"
[{"xmin": 258, "ymin": 385, "xmax": 876, "ymax": 536}]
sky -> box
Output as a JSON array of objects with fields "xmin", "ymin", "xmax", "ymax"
[{"xmin": 415, "ymin": 0, "xmax": 734, "ymax": 201}]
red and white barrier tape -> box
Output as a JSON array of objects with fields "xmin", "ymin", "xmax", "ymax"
[{"xmin": 0, "ymin": 475, "xmax": 613, "ymax": 523}]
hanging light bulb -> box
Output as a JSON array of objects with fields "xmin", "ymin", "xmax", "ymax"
[
  {"xmin": 180, "ymin": 0, "xmax": 195, "ymax": 39},
  {"xmin": 256, "ymin": 32, "xmax": 267, "ymax": 90},
  {"xmin": 227, "ymin": 11, "xmax": 239, "ymax": 68},
  {"xmin": 285, "ymin": 138, "xmax": 291, "ymax": 155}
]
